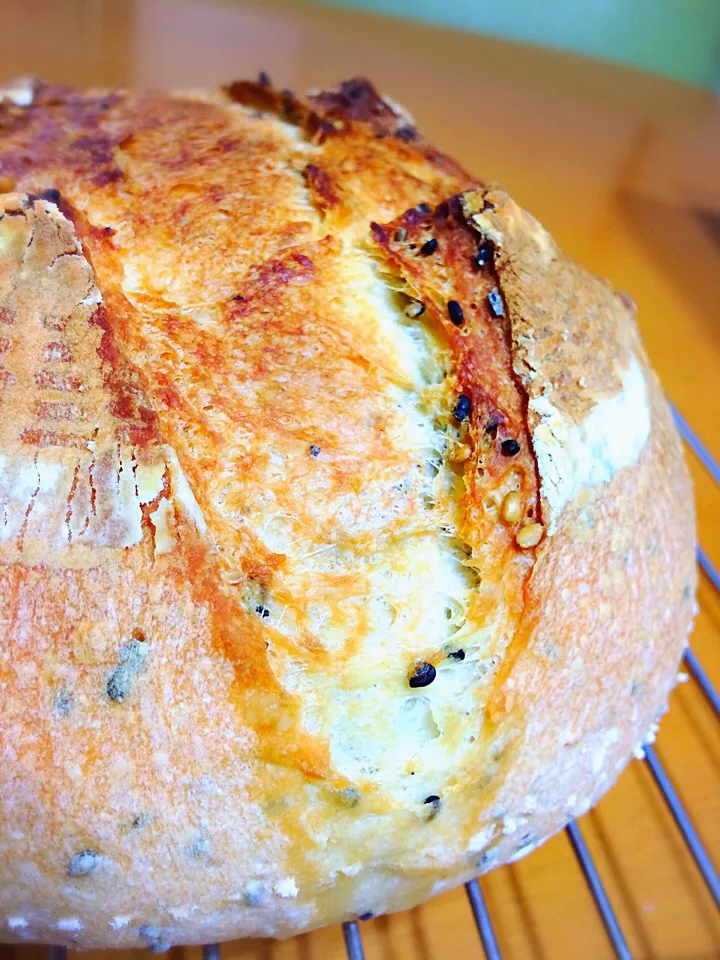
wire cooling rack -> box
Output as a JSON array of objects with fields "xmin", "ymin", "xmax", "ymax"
[{"xmin": 39, "ymin": 406, "xmax": 719, "ymax": 960}]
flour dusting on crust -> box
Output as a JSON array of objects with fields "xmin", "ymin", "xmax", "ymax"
[{"xmin": 530, "ymin": 353, "xmax": 650, "ymax": 532}]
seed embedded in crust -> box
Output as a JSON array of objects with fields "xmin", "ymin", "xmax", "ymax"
[
  {"xmin": 336, "ymin": 787, "xmax": 360, "ymax": 808},
  {"xmin": 34, "ymin": 187, "xmax": 61, "ymax": 206},
  {"xmin": 488, "ymin": 289, "xmax": 505, "ymax": 317},
  {"xmin": 396, "ymin": 126, "xmax": 417, "ymax": 142},
  {"xmin": 106, "ymin": 639, "xmax": 149, "ymax": 702},
  {"xmin": 486, "ymin": 415, "xmax": 500, "ymax": 437},
  {"xmin": 453, "ymin": 394, "xmax": 472, "ymax": 422},
  {"xmin": 0, "ymin": 175, "xmax": 15, "ymax": 193},
  {"xmin": 516, "ymin": 523, "xmax": 544, "ymax": 549},
  {"xmin": 501, "ymin": 438, "xmax": 521, "ymax": 456},
  {"xmin": 417, "ymin": 202, "xmax": 431, "ymax": 213},
  {"xmin": 420, "ymin": 238, "xmax": 438, "ymax": 256},
  {"xmin": 53, "ymin": 691, "xmax": 75, "ymax": 717},
  {"xmin": 139, "ymin": 926, "xmax": 174, "ymax": 954},
  {"xmin": 409, "ymin": 662, "xmax": 436, "ymax": 688},
  {"xmin": 475, "ymin": 243, "xmax": 493, "ymax": 268},
  {"xmin": 450, "ymin": 445, "xmax": 471, "ymax": 463},
  {"xmin": 447, "ymin": 300, "xmax": 464, "ymax": 326},
  {"xmin": 309, "ymin": 443, "xmax": 321, "ymax": 457},
  {"xmin": 502, "ymin": 491, "xmax": 523, "ymax": 523},
  {"xmin": 68, "ymin": 850, "xmax": 102, "ymax": 878},
  {"xmin": 424, "ymin": 795, "xmax": 441, "ymax": 819},
  {"xmin": 404, "ymin": 300, "xmax": 425, "ymax": 318}
]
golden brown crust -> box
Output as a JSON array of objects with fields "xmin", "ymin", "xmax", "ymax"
[
  {"xmin": 464, "ymin": 188, "xmax": 629, "ymax": 415},
  {"xmin": 470, "ymin": 369, "xmax": 695, "ymax": 867},
  {"xmin": 0, "ymin": 77, "xmax": 695, "ymax": 948}
]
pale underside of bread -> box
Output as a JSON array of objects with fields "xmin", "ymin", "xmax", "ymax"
[{"xmin": 0, "ymin": 77, "xmax": 695, "ymax": 948}]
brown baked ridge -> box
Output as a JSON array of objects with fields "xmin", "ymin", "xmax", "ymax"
[{"xmin": 0, "ymin": 77, "xmax": 695, "ymax": 948}]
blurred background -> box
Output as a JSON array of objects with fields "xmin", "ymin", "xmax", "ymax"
[
  {"xmin": 303, "ymin": 0, "xmax": 720, "ymax": 88},
  {"xmin": 2, "ymin": 0, "xmax": 720, "ymax": 88},
  {"xmin": 0, "ymin": 1, "xmax": 719, "ymax": 958}
]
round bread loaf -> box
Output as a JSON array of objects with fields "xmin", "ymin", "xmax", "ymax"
[{"xmin": 0, "ymin": 75, "xmax": 695, "ymax": 949}]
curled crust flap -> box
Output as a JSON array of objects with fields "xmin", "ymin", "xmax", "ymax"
[
  {"xmin": 0, "ymin": 194, "xmax": 199, "ymax": 567},
  {"xmin": 462, "ymin": 187, "xmax": 651, "ymax": 532}
]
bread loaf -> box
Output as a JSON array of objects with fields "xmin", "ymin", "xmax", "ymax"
[{"xmin": 0, "ymin": 75, "xmax": 695, "ymax": 949}]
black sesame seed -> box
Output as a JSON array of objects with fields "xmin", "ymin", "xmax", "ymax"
[
  {"xmin": 417, "ymin": 202, "xmax": 431, "ymax": 213},
  {"xmin": 396, "ymin": 126, "xmax": 417, "ymax": 142},
  {"xmin": 486, "ymin": 415, "xmax": 500, "ymax": 437},
  {"xmin": 475, "ymin": 244, "xmax": 493, "ymax": 268},
  {"xmin": 420, "ymin": 238, "xmax": 438, "ymax": 256},
  {"xmin": 501, "ymin": 438, "xmax": 521, "ymax": 457},
  {"xmin": 358, "ymin": 912, "xmax": 374, "ymax": 921},
  {"xmin": 309, "ymin": 443, "xmax": 321, "ymax": 457},
  {"xmin": 258, "ymin": 71, "xmax": 271, "ymax": 87},
  {"xmin": 256, "ymin": 605, "xmax": 270, "ymax": 619},
  {"xmin": 232, "ymin": 294, "xmax": 245, "ymax": 301},
  {"xmin": 280, "ymin": 89, "xmax": 300, "ymax": 122},
  {"xmin": 447, "ymin": 300, "xmax": 464, "ymax": 326},
  {"xmin": 35, "ymin": 188, "xmax": 61, "ymax": 206},
  {"xmin": 488, "ymin": 289, "xmax": 505, "ymax": 317},
  {"xmin": 448, "ymin": 649, "xmax": 466, "ymax": 661},
  {"xmin": 409, "ymin": 662, "xmax": 436, "ymax": 688},
  {"xmin": 424, "ymin": 795, "xmax": 441, "ymax": 820},
  {"xmin": 453, "ymin": 394, "xmax": 472, "ymax": 422},
  {"xmin": 393, "ymin": 227, "xmax": 407, "ymax": 242}
]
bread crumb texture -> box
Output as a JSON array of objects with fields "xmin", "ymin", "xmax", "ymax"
[{"xmin": 0, "ymin": 77, "xmax": 695, "ymax": 947}]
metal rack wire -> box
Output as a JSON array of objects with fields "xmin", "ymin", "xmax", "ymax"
[{"xmin": 45, "ymin": 405, "xmax": 719, "ymax": 960}]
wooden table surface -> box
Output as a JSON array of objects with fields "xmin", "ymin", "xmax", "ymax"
[{"xmin": 1, "ymin": 1, "xmax": 719, "ymax": 958}]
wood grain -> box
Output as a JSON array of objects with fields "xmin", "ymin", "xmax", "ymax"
[{"xmin": 0, "ymin": 1, "xmax": 718, "ymax": 957}]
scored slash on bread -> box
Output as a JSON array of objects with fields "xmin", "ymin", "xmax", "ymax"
[{"xmin": 0, "ymin": 75, "xmax": 695, "ymax": 949}]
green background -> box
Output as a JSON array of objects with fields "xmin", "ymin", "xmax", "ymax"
[{"xmin": 309, "ymin": 0, "xmax": 720, "ymax": 88}]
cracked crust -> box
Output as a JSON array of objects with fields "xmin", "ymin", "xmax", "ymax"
[
  {"xmin": 462, "ymin": 187, "xmax": 653, "ymax": 531},
  {"xmin": 0, "ymin": 77, "xmax": 695, "ymax": 948}
]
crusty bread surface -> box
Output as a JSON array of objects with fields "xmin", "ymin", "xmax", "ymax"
[{"xmin": 0, "ymin": 76, "xmax": 695, "ymax": 948}]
